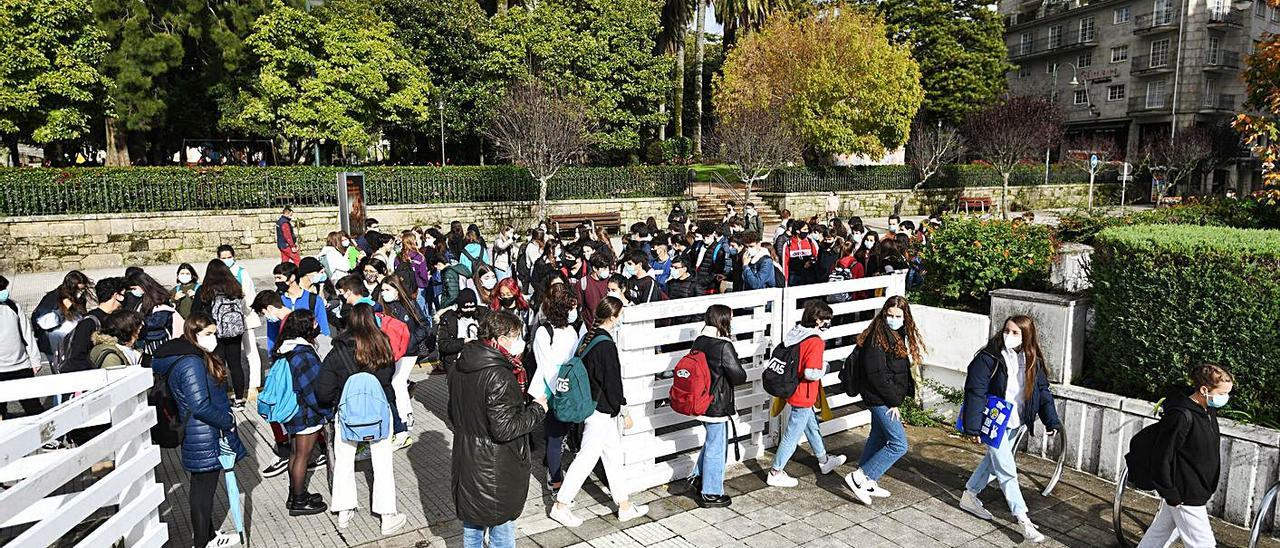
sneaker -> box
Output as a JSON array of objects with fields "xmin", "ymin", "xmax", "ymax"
[
  {"xmin": 865, "ymin": 480, "xmax": 891, "ymax": 498},
  {"xmin": 205, "ymin": 531, "xmax": 240, "ymax": 548},
  {"xmin": 230, "ymin": 399, "xmax": 246, "ymax": 412},
  {"xmin": 618, "ymin": 504, "xmax": 649, "ymax": 522},
  {"xmin": 405, "ymin": 413, "xmax": 416, "ymax": 430},
  {"xmin": 697, "ymin": 494, "xmax": 732, "ymax": 508},
  {"xmin": 337, "ymin": 510, "xmax": 353, "ymax": 529},
  {"xmin": 287, "ymin": 495, "xmax": 327, "ymax": 517},
  {"xmin": 391, "ymin": 432, "xmax": 415, "ymax": 451},
  {"xmin": 819, "ymin": 454, "xmax": 846, "ymax": 475},
  {"xmin": 959, "ymin": 490, "xmax": 993, "ymax": 520},
  {"xmin": 261, "ymin": 458, "xmax": 288, "ymax": 478},
  {"xmin": 307, "ymin": 453, "xmax": 327, "ymax": 471},
  {"xmin": 766, "ymin": 470, "xmax": 799, "ymax": 488},
  {"xmin": 355, "ymin": 444, "xmax": 371, "ymax": 461},
  {"xmin": 842, "ymin": 470, "xmax": 873, "ymax": 506},
  {"xmin": 549, "ymin": 504, "xmax": 584, "ymax": 528},
  {"xmin": 1018, "ymin": 517, "xmax": 1046, "ymax": 543},
  {"xmin": 381, "ymin": 513, "xmax": 408, "ymax": 535}
]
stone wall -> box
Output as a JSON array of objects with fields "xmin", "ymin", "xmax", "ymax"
[
  {"xmin": 759, "ymin": 183, "xmax": 1122, "ymax": 218},
  {"xmin": 0, "ymin": 196, "xmax": 689, "ymax": 273}
]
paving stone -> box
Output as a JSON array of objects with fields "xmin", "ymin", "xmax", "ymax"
[
  {"xmin": 831, "ymin": 525, "xmax": 897, "ymax": 548},
  {"xmin": 675, "ymin": 523, "xmax": 737, "ymax": 548},
  {"xmin": 715, "ymin": 514, "xmax": 766, "ymax": 540},
  {"xmin": 642, "ymin": 497, "xmax": 688, "ymax": 521},
  {"xmin": 800, "ymin": 511, "xmax": 854, "ymax": 535},
  {"xmin": 740, "ymin": 528, "xmax": 789, "ymax": 546},
  {"xmin": 622, "ymin": 522, "xmax": 676, "ymax": 546},
  {"xmin": 655, "ymin": 511, "xmax": 707, "ymax": 534},
  {"xmin": 741, "ymin": 506, "xmax": 792, "ymax": 529},
  {"xmin": 570, "ymin": 517, "xmax": 622, "ymax": 543},
  {"xmin": 890, "ymin": 505, "xmax": 976, "ymax": 546},
  {"xmin": 800, "ymin": 535, "xmax": 852, "ymax": 548},
  {"xmin": 645, "ymin": 537, "xmax": 698, "ymax": 548},
  {"xmin": 687, "ymin": 505, "xmax": 738, "ymax": 523},
  {"xmin": 531, "ymin": 526, "xmax": 583, "ymax": 548},
  {"xmin": 588, "ymin": 530, "xmax": 644, "ymax": 548},
  {"xmin": 773, "ymin": 520, "xmax": 824, "ymax": 544}
]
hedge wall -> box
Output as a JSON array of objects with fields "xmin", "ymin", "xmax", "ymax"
[
  {"xmin": 1055, "ymin": 198, "xmax": 1280, "ymax": 245},
  {"xmin": 765, "ymin": 164, "xmax": 1116, "ymax": 193},
  {"xmin": 0, "ymin": 166, "xmax": 689, "ymax": 216},
  {"xmin": 1088, "ymin": 224, "xmax": 1280, "ymax": 427}
]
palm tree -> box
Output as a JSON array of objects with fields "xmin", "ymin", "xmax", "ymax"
[
  {"xmin": 658, "ymin": 0, "xmax": 694, "ymax": 140},
  {"xmin": 715, "ymin": 0, "xmax": 786, "ymax": 49}
]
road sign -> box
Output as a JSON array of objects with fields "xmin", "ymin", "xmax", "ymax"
[{"xmin": 1090, "ymin": 154, "xmax": 1099, "ymax": 170}]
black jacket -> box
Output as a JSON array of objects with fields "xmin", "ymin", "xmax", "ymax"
[
  {"xmin": 383, "ymin": 300, "xmax": 427, "ymax": 354},
  {"xmin": 859, "ymin": 324, "xmax": 915, "ymax": 408},
  {"xmin": 1150, "ymin": 387, "xmax": 1221, "ymax": 507},
  {"xmin": 315, "ymin": 336, "xmax": 397, "ymax": 410},
  {"xmin": 437, "ymin": 309, "xmax": 486, "ymax": 371},
  {"xmin": 691, "ymin": 335, "xmax": 747, "ymax": 418},
  {"xmin": 961, "ymin": 338, "xmax": 1061, "ymax": 436},
  {"xmin": 583, "ymin": 332, "xmax": 626, "ymax": 416},
  {"xmin": 449, "ymin": 342, "xmax": 545, "ymax": 526},
  {"xmin": 666, "ymin": 276, "xmax": 700, "ymax": 300}
]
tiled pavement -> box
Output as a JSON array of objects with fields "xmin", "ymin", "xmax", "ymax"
[{"xmin": 158, "ymin": 372, "xmax": 1279, "ymax": 548}]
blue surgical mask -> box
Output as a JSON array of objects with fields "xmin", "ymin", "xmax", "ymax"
[
  {"xmin": 312, "ymin": 272, "xmax": 328, "ymax": 283},
  {"xmin": 1207, "ymin": 393, "xmax": 1229, "ymax": 408},
  {"xmin": 886, "ymin": 316, "xmax": 904, "ymax": 331},
  {"xmin": 622, "ymin": 264, "xmax": 637, "ymax": 278},
  {"xmin": 221, "ymin": 258, "xmax": 235, "ymax": 268},
  {"xmin": 0, "ymin": 289, "xmax": 8, "ymax": 302}
]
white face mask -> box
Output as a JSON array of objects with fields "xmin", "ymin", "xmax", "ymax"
[
  {"xmin": 341, "ymin": 238, "xmax": 351, "ymax": 247},
  {"xmin": 196, "ymin": 333, "xmax": 218, "ymax": 353},
  {"xmin": 596, "ymin": 268, "xmax": 611, "ymax": 280},
  {"xmin": 507, "ymin": 337, "xmax": 526, "ymax": 357},
  {"xmin": 177, "ymin": 272, "xmax": 193, "ymax": 285},
  {"xmin": 1004, "ymin": 333, "xmax": 1022, "ymax": 350},
  {"xmin": 221, "ymin": 257, "xmax": 235, "ymax": 268},
  {"xmin": 381, "ymin": 289, "xmax": 398, "ymax": 302},
  {"xmin": 607, "ymin": 290, "xmax": 624, "ymax": 301},
  {"xmin": 886, "ymin": 316, "xmax": 904, "ymax": 331},
  {"xmin": 481, "ymin": 276, "xmax": 497, "ymax": 290},
  {"xmin": 864, "ymin": 240, "xmax": 875, "ymax": 250},
  {"xmin": 567, "ymin": 309, "xmax": 578, "ymax": 324}
]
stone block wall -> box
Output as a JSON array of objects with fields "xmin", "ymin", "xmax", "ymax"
[
  {"xmin": 0, "ymin": 196, "xmax": 687, "ymax": 273},
  {"xmin": 758, "ymin": 183, "xmax": 1122, "ymax": 218}
]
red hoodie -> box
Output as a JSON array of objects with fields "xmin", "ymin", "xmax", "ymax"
[{"xmin": 787, "ymin": 331, "xmax": 827, "ymax": 408}]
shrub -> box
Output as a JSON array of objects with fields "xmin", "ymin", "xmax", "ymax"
[
  {"xmin": 918, "ymin": 216, "xmax": 1056, "ymax": 310},
  {"xmin": 1053, "ymin": 197, "xmax": 1275, "ymax": 245},
  {"xmin": 1087, "ymin": 224, "xmax": 1280, "ymax": 427}
]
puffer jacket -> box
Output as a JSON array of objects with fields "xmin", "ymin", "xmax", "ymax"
[
  {"xmin": 448, "ymin": 342, "xmax": 545, "ymax": 527},
  {"xmin": 859, "ymin": 323, "xmax": 915, "ymax": 408},
  {"xmin": 152, "ymin": 339, "xmax": 246, "ymax": 473},
  {"xmin": 961, "ymin": 337, "xmax": 1061, "ymax": 436},
  {"xmin": 692, "ymin": 330, "xmax": 748, "ymax": 419}
]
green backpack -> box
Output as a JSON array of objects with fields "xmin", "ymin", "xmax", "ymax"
[{"xmin": 550, "ymin": 336, "xmax": 609, "ymax": 423}]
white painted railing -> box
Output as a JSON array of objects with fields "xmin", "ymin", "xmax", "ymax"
[
  {"xmin": 615, "ymin": 273, "xmax": 906, "ymax": 492},
  {"xmin": 0, "ymin": 367, "xmax": 167, "ymax": 548}
]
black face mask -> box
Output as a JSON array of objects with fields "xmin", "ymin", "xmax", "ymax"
[
  {"xmin": 561, "ymin": 259, "xmax": 577, "ymax": 270},
  {"xmin": 499, "ymin": 296, "xmax": 516, "ymax": 308},
  {"xmin": 275, "ymin": 281, "xmax": 289, "ymax": 293}
]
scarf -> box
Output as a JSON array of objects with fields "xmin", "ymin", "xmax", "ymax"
[{"xmin": 484, "ymin": 339, "xmax": 527, "ymax": 389}]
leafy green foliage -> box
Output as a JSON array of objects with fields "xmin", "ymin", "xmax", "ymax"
[
  {"xmin": 1087, "ymin": 224, "xmax": 1280, "ymax": 426},
  {"xmin": 1054, "ymin": 197, "xmax": 1278, "ymax": 245},
  {"xmin": 919, "ymin": 216, "xmax": 1056, "ymax": 310},
  {"xmin": 765, "ymin": 163, "xmax": 1116, "ymax": 192}
]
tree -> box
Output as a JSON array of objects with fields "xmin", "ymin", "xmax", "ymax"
[
  {"xmin": 1236, "ymin": 19, "xmax": 1280, "ymax": 205},
  {"xmin": 964, "ymin": 95, "xmax": 1064, "ymax": 219},
  {"xmin": 0, "ymin": 0, "xmax": 109, "ymax": 163},
  {"xmin": 869, "ymin": 0, "xmax": 1010, "ymax": 124},
  {"xmin": 225, "ymin": 0, "xmax": 434, "ymax": 163},
  {"xmin": 1140, "ymin": 128, "xmax": 1214, "ymax": 204},
  {"xmin": 903, "ymin": 120, "xmax": 964, "ymax": 215},
  {"xmin": 715, "ymin": 9, "xmax": 924, "ymax": 161},
  {"xmin": 693, "ymin": 0, "xmax": 708, "ymax": 155},
  {"xmin": 658, "ymin": 0, "xmax": 694, "ymax": 141},
  {"xmin": 485, "ymin": 82, "xmax": 595, "ymax": 222},
  {"xmin": 1062, "ymin": 134, "xmax": 1121, "ymax": 208},
  {"xmin": 712, "ymin": 104, "xmax": 803, "ymax": 202}
]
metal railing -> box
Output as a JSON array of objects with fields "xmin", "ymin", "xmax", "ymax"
[
  {"xmin": 1198, "ymin": 92, "xmax": 1237, "ymax": 111},
  {"xmin": 1008, "ymin": 33, "xmax": 1099, "ymax": 59},
  {"xmin": 1129, "ymin": 94, "xmax": 1173, "ymax": 113},
  {"xmin": 1010, "ymin": 426, "xmax": 1069, "ymax": 496},
  {"xmin": 1133, "ymin": 9, "xmax": 1180, "ymax": 32},
  {"xmin": 1208, "ymin": 8, "xmax": 1245, "ymax": 25},
  {"xmin": 1251, "ymin": 482, "xmax": 1279, "ymax": 548},
  {"xmin": 1130, "ymin": 54, "xmax": 1176, "ymax": 75},
  {"xmin": 1204, "ymin": 50, "xmax": 1242, "ymax": 69}
]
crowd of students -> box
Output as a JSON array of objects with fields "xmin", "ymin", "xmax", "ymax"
[{"xmin": 0, "ymin": 203, "xmax": 1234, "ymax": 548}]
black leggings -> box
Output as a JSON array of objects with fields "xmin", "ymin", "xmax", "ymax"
[
  {"xmin": 190, "ymin": 469, "xmax": 221, "ymax": 547},
  {"xmin": 216, "ymin": 336, "xmax": 246, "ymax": 400}
]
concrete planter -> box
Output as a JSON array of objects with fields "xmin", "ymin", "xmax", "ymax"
[{"xmin": 990, "ymin": 288, "xmax": 1089, "ymax": 385}]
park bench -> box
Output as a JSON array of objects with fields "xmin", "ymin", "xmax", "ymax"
[
  {"xmin": 550, "ymin": 211, "xmax": 622, "ymax": 238},
  {"xmin": 957, "ymin": 196, "xmax": 993, "ymax": 214}
]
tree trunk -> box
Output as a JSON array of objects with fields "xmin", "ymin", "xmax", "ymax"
[
  {"xmin": 674, "ymin": 38, "xmax": 685, "ymax": 139},
  {"xmin": 693, "ymin": 0, "xmax": 706, "ymax": 156},
  {"xmin": 5, "ymin": 138, "xmax": 18, "ymax": 167},
  {"xmin": 537, "ymin": 176, "xmax": 550, "ymax": 222},
  {"xmin": 1001, "ymin": 172, "xmax": 1011, "ymax": 220},
  {"xmin": 658, "ymin": 102, "xmax": 666, "ymax": 141},
  {"xmin": 104, "ymin": 118, "xmax": 130, "ymax": 166}
]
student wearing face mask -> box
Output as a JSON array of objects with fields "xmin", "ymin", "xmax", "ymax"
[
  {"xmin": 691, "ymin": 223, "xmax": 730, "ymax": 294},
  {"xmin": 252, "ymin": 290, "xmax": 322, "ymax": 478},
  {"xmin": 955, "ymin": 314, "xmax": 1060, "ymax": 543},
  {"xmin": 268, "ymin": 261, "xmax": 331, "ymax": 352},
  {"xmin": 194, "ymin": 260, "xmax": 249, "ymax": 408},
  {"xmin": 356, "ymin": 257, "xmax": 388, "ymax": 297},
  {"xmin": 473, "ymin": 264, "xmax": 499, "ymax": 305},
  {"xmin": 271, "ymin": 309, "xmax": 332, "ymax": 517},
  {"xmin": 648, "ymin": 234, "xmax": 673, "ymax": 289},
  {"xmin": 491, "ymin": 225, "xmax": 517, "ymax": 281},
  {"xmin": 489, "ymin": 278, "xmax": 532, "ymax": 329},
  {"xmin": 437, "ymin": 289, "xmax": 482, "ymax": 372},
  {"xmin": 768, "ymin": 301, "xmax": 845, "ymax": 488},
  {"xmin": 743, "ymin": 202, "xmax": 763, "ymax": 236},
  {"xmin": 527, "ymin": 285, "xmax": 585, "ymax": 491},
  {"xmin": 1132, "ymin": 364, "xmax": 1233, "ymax": 548},
  {"xmin": 320, "ymin": 231, "xmax": 353, "ymax": 282},
  {"xmin": 173, "ymin": 264, "xmax": 201, "ymax": 319},
  {"xmin": 577, "ymin": 255, "xmax": 612, "ymax": 325},
  {"xmin": 741, "ymin": 232, "xmax": 777, "ymax": 290},
  {"xmin": 855, "ymin": 231, "xmax": 881, "ymax": 277},
  {"xmin": 621, "ymin": 250, "xmax": 663, "ymax": 304},
  {"xmin": 0, "ymin": 276, "xmax": 44, "ymax": 419},
  {"xmin": 377, "ymin": 276, "xmax": 428, "ymax": 433},
  {"xmin": 605, "ymin": 275, "xmax": 632, "ymax": 307},
  {"xmin": 779, "ymin": 220, "xmax": 819, "ymax": 286},
  {"xmin": 60, "ymin": 277, "xmax": 128, "ymax": 374},
  {"xmin": 665, "ymin": 257, "xmax": 699, "ymax": 300},
  {"xmin": 88, "ymin": 310, "xmax": 145, "ymax": 368},
  {"xmin": 883, "ymin": 215, "xmax": 901, "ymax": 240},
  {"xmin": 844, "ymin": 296, "xmax": 925, "ymax": 506}
]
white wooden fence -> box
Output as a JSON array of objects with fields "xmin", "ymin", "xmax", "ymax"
[
  {"xmin": 615, "ymin": 273, "xmax": 906, "ymax": 492},
  {"xmin": 0, "ymin": 367, "xmax": 167, "ymax": 548}
]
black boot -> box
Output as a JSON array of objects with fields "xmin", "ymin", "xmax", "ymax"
[
  {"xmin": 287, "ymin": 493, "xmax": 328, "ymax": 516},
  {"xmin": 697, "ymin": 493, "xmax": 732, "ymax": 508}
]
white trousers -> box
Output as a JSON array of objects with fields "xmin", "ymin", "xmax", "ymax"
[
  {"xmin": 331, "ymin": 416, "xmax": 396, "ymax": 516},
  {"xmin": 242, "ymin": 329, "xmax": 262, "ymax": 389},
  {"xmin": 556, "ymin": 411, "xmax": 628, "ymax": 506},
  {"xmin": 392, "ymin": 356, "xmax": 415, "ymax": 423},
  {"xmin": 1136, "ymin": 501, "xmax": 1216, "ymax": 548}
]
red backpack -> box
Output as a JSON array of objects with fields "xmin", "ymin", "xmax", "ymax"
[{"xmin": 669, "ymin": 350, "xmax": 713, "ymax": 416}]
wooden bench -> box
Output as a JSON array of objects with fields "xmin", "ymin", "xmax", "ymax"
[
  {"xmin": 550, "ymin": 211, "xmax": 622, "ymax": 238},
  {"xmin": 957, "ymin": 196, "xmax": 993, "ymax": 214}
]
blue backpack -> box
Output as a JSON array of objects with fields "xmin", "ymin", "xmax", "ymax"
[
  {"xmin": 551, "ymin": 336, "xmax": 609, "ymax": 423},
  {"xmin": 338, "ymin": 371, "xmax": 392, "ymax": 442},
  {"xmin": 258, "ymin": 357, "xmax": 299, "ymax": 423}
]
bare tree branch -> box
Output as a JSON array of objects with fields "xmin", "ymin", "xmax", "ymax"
[
  {"xmin": 710, "ymin": 104, "xmax": 803, "ymax": 202},
  {"xmin": 964, "ymin": 95, "xmax": 1064, "ymax": 219},
  {"xmin": 1141, "ymin": 127, "xmax": 1214, "ymax": 205},
  {"xmin": 1062, "ymin": 133, "xmax": 1122, "ymax": 208},
  {"xmin": 903, "ymin": 119, "xmax": 964, "ymax": 215}
]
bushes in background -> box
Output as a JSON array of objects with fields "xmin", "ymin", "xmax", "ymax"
[
  {"xmin": 918, "ymin": 216, "xmax": 1056, "ymax": 311},
  {"xmin": 1054, "ymin": 197, "xmax": 1278, "ymax": 245},
  {"xmin": 1087, "ymin": 224, "xmax": 1280, "ymax": 427},
  {"xmin": 765, "ymin": 163, "xmax": 1116, "ymax": 193}
]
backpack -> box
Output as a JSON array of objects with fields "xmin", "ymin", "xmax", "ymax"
[
  {"xmin": 258, "ymin": 357, "xmax": 300, "ymax": 424},
  {"xmin": 148, "ymin": 371, "xmax": 189, "ymax": 448},
  {"xmin": 825, "ymin": 265, "xmax": 854, "ymax": 304},
  {"xmin": 139, "ymin": 309, "xmax": 174, "ymax": 355},
  {"xmin": 551, "ymin": 336, "xmax": 609, "ymax": 423},
  {"xmin": 762, "ymin": 336, "xmax": 817, "ymax": 398},
  {"xmin": 338, "ymin": 370, "xmax": 392, "ymax": 442},
  {"xmin": 212, "ymin": 295, "xmax": 245, "ymax": 338},
  {"xmin": 52, "ymin": 315, "xmax": 100, "ymax": 373},
  {"xmin": 1124, "ymin": 408, "xmax": 1188, "ymax": 490},
  {"xmin": 838, "ymin": 345, "xmax": 863, "ymax": 397},
  {"xmin": 669, "ymin": 350, "xmax": 713, "ymax": 416}
]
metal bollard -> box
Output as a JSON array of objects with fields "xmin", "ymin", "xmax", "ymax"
[
  {"xmin": 1251, "ymin": 481, "xmax": 1280, "ymax": 548},
  {"xmin": 1112, "ymin": 465, "xmax": 1135, "ymax": 547}
]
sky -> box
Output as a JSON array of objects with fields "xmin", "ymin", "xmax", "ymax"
[{"xmin": 704, "ymin": 5, "xmax": 724, "ymax": 35}]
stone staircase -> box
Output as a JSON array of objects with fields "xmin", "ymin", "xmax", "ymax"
[{"xmin": 688, "ymin": 179, "xmax": 782, "ymax": 231}]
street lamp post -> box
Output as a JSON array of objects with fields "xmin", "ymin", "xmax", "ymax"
[{"xmin": 438, "ymin": 99, "xmax": 445, "ymax": 167}]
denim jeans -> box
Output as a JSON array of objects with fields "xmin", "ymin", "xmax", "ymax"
[
  {"xmin": 463, "ymin": 520, "xmax": 515, "ymax": 548},
  {"xmin": 965, "ymin": 425, "xmax": 1028, "ymax": 517},
  {"xmin": 692, "ymin": 421, "xmax": 727, "ymax": 495},
  {"xmin": 772, "ymin": 406, "xmax": 826, "ymax": 471},
  {"xmin": 858, "ymin": 405, "xmax": 908, "ymax": 481},
  {"xmin": 544, "ymin": 414, "xmax": 571, "ymax": 484}
]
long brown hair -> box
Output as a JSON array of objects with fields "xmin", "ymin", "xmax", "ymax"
[
  {"xmin": 348, "ymin": 303, "xmax": 394, "ymax": 371},
  {"xmin": 856, "ymin": 295, "xmax": 924, "ymax": 364},
  {"xmin": 399, "ymin": 230, "xmax": 421, "ymax": 263},
  {"xmin": 182, "ymin": 311, "xmax": 228, "ymax": 385},
  {"xmin": 377, "ymin": 275, "xmax": 424, "ymax": 325},
  {"xmin": 1004, "ymin": 315, "xmax": 1045, "ymax": 402}
]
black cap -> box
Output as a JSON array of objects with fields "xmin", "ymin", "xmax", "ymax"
[
  {"xmin": 298, "ymin": 257, "xmax": 324, "ymax": 278},
  {"xmin": 458, "ymin": 288, "xmax": 478, "ymax": 311}
]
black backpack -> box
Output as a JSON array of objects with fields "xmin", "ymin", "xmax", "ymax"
[
  {"xmin": 1124, "ymin": 407, "xmax": 1189, "ymax": 490},
  {"xmin": 148, "ymin": 371, "xmax": 189, "ymax": 448},
  {"xmin": 763, "ymin": 336, "xmax": 818, "ymax": 398},
  {"xmin": 838, "ymin": 345, "xmax": 863, "ymax": 397}
]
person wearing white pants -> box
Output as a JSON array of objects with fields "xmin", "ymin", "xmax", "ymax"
[
  {"xmin": 1137, "ymin": 502, "xmax": 1215, "ymax": 548},
  {"xmin": 331, "ymin": 416, "xmax": 401, "ymax": 532}
]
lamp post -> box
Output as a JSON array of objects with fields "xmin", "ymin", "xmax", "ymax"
[{"xmin": 438, "ymin": 98, "xmax": 445, "ymax": 167}]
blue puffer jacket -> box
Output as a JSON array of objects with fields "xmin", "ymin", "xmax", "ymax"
[
  {"xmin": 962, "ymin": 337, "xmax": 1062, "ymax": 437},
  {"xmin": 152, "ymin": 339, "xmax": 246, "ymax": 473}
]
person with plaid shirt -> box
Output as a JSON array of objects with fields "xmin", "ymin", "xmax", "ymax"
[{"xmin": 274, "ymin": 309, "xmax": 333, "ymax": 516}]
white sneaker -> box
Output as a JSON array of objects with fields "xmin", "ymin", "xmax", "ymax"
[
  {"xmin": 405, "ymin": 414, "xmax": 416, "ymax": 430},
  {"xmin": 819, "ymin": 454, "xmax": 846, "ymax": 475},
  {"xmin": 767, "ymin": 470, "xmax": 799, "ymax": 488},
  {"xmin": 1018, "ymin": 517, "xmax": 1046, "ymax": 543},
  {"xmin": 205, "ymin": 531, "xmax": 240, "ymax": 548},
  {"xmin": 381, "ymin": 513, "xmax": 407, "ymax": 535},
  {"xmin": 959, "ymin": 490, "xmax": 993, "ymax": 520},
  {"xmin": 337, "ymin": 510, "xmax": 353, "ymax": 529},
  {"xmin": 842, "ymin": 470, "xmax": 873, "ymax": 506},
  {"xmin": 618, "ymin": 504, "xmax": 649, "ymax": 522},
  {"xmin": 391, "ymin": 432, "xmax": 415, "ymax": 450},
  {"xmin": 549, "ymin": 504, "xmax": 584, "ymax": 528},
  {"xmin": 865, "ymin": 480, "xmax": 891, "ymax": 498}
]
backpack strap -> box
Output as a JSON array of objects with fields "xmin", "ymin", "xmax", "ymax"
[
  {"xmin": 577, "ymin": 335, "xmax": 609, "ymax": 359},
  {"xmin": 3, "ymin": 301, "xmax": 27, "ymax": 348}
]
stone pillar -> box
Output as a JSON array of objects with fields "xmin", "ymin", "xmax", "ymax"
[
  {"xmin": 1050, "ymin": 242, "xmax": 1094, "ymax": 293},
  {"xmin": 989, "ymin": 289, "xmax": 1090, "ymax": 385}
]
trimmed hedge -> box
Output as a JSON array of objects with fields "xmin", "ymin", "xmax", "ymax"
[
  {"xmin": 1055, "ymin": 198, "xmax": 1277, "ymax": 245},
  {"xmin": 765, "ymin": 164, "xmax": 1118, "ymax": 193},
  {"xmin": 918, "ymin": 216, "xmax": 1057, "ymax": 311},
  {"xmin": 0, "ymin": 166, "xmax": 689, "ymax": 216},
  {"xmin": 1087, "ymin": 224, "xmax": 1280, "ymax": 427}
]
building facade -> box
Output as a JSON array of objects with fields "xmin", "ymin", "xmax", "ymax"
[{"xmin": 1000, "ymin": 0, "xmax": 1279, "ymax": 194}]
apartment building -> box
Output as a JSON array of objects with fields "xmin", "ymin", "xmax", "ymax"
[{"xmin": 1001, "ymin": 0, "xmax": 1280, "ymax": 194}]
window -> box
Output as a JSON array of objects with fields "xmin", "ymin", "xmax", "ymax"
[
  {"xmin": 1146, "ymin": 80, "xmax": 1168, "ymax": 107},
  {"xmin": 1078, "ymin": 52, "xmax": 1093, "ymax": 68},
  {"xmin": 1272, "ymin": 5, "xmax": 1279, "ymax": 21},
  {"xmin": 1257, "ymin": 0, "xmax": 1268, "ymax": 17},
  {"xmin": 1207, "ymin": 36, "xmax": 1222, "ymax": 64},
  {"xmin": 1108, "ymin": 84, "xmax": 1127, "ymax": 101},
  {"xmin": 1150, "ymin": 39, "xmax": 1172, "ymax": 66},
  {"xmin": 1074, "ymin": 89, "xmax": 1090, "ymax": 105},
  {"xmin": 1111, "ymin": 45, "xmax": 1130, "ymax": 62},
  {"xmin": 1204, "ymin": 78, "xmax": 1220, "ymax": 105},
  {"xmin": 1080, "ymin": 16, "xmax": 1097, "ymax": 42},
  {"xmin": 1020, "ymin": 33, "xmax": 1033, "ymax": 55},
  {"xmin": 1019, "ymin": 65, "xmax": 1032, "ymax": 78},
  {"xmin": 1049, "ymin": 25, "xmax": 1063, "ymax": 48},
  {"xmin": 1047, "ymin": 62, "xmax": 1059, "ymax": 74},
  {"xmin": 1154, "ymin": 0, "xmax": 1175, "ymax": 25},
  {"xmin": 1115, "ymin": 6, "xmax": 1132, "ymax": 23}
]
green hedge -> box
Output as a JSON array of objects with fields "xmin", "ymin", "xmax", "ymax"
[
  {"xmin": 765, "ymin": 164, "xmax": 1117, "ymax": 193},
  {"xmin": 1087, "ymin": 225, "xmax": 1280, "ymax": 427},
  {"xmin": 1054, "ymin": 197, "xmax": 1278, "ymax": 245},
  {"xmin": 0, "ymin": 166, "xmax": 689, "ymax": 216},
  {"xmin": 918, "ymin": 216, "xmax": 1057, "ymax": 311}
]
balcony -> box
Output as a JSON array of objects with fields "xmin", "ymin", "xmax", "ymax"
[
  {"xmin": 1008, "ymin": 34, "xmax": 1100, "ymax": 60},
  {"xmin": 1129, "ymin": 94, "xmax": 1173, "ymax": 115},
  {"xmin": 1130, "ymin": 54, "xmax": 1176, "ymax": 76},
  {"xmin": 1197, "ymin": 92, "xmax": 1238, "ymax": 113},
  {"xmin": 1207, "ymin": 8, "xmax": 1245, "ymax": 27},
  {"xmin": 1133, "ymin": 10, "xmax": 1180, "ymax": 34},
  {"xmin": 1203, "ymin": 50, "xmax": 1241, "ymax": 71}
]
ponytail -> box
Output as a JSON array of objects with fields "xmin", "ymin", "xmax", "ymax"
[{"xmin": 577, "ymin": 296, "xmax": 624, "ymax": 354}]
